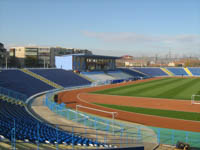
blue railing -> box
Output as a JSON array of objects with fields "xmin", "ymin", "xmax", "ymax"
[
  {"xmin": 44, "ymin": 90, "xmax": 200, "ymax": 148},
  {"xmin": 44, "ymin": 92, "xmax": 146, "ymax": 146},
  {"xmin": 0, "ymin": 86, "xmax": 27, "ymax": 102}
]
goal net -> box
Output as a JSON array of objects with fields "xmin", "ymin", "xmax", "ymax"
[
  {"xmin": 191, "ymin": 95, "xmax": 200, "ymax": 104},
  {"xmin": 76, "ymin": 105, "xmax": 118, "ymax": 132}
]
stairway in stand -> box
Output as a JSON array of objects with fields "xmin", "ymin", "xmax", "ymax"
[
  {"xmin": 20, "ymin": 69, "xmax": 63, "ymax": 89},
  {"xmin": 184, "ymin": 68, "xmax": 193, "ymax": 76},
  {"xmin": 131, "ymin": 68, "xmax": 149, "ymax": 76},
  {"xmin": 160, "ymin": 68, "xmax": 174, "ymax": 76}
]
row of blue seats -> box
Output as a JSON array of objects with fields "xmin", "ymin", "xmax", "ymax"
[
  {"xmin": 81, "ymin": 67, "xmax": 200, "ymax": 78},
  {"xmin": 0, "ymin": 69, "xmax": 106, "ymax": 147},
  {"xmin": 29, "ymin": 69, "xmax": 91, "ymax": 88},
  {"xmin": 188, "ymin": 68, "xmax": 200, "ymax": 76},
  {"xmin": 132, "ymin": 67, "xmax": 200, "ymax": 77},
  {"xmin": 0, "ymin": 86, "xmax": 27, "ymax": 102},
  {"xmin": 167, "ymin": 68, "xmax": 187, "ymax": 76},
  {"xmin": 133, "ymin": 68, "xmax": 167, "ymax": 77},
  {"xmin": 0, "ymin": 70, "xmax": 53, "ymax": 97},
  {"xmin": 118, "ymin": 68, "xmax": 147, "ymax": 78},
  {"xmin": 0, "ymin": 69, "xmax": 91, "ymax": 97},
  {"xmin": 133, "ymin": 67, "xmax": 200, "ymax": 77},
  {"xmin": 0, "ymin": 100, "xmax": 104, "ymax": 146}
]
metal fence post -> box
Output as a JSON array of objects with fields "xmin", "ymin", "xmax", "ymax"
[
  {"xmin": 185, "ymin": 131, "xmax": 188, "ymax": 143},
  {"xmin": 85, "ymin": 127, "xmax": 87, "ymax": 148},
  {"xmin": 157, "ymin": 128, "xmax": 160, "ymax": 144},
  {"xmin": 76, "ymin": 110, "xmax": 78, "ymax": 123},
  {"xmin": 126, "ymin": 132, "xmax": 129, "ymax": 147},
  {"xmin": 37, "ymin": 122, "xmax": 40, "ymax": 150},
  {"xmin": 56, "ymin": 125, "xmax": 58, "ymax": 150},
  {"xmin": 96, "ymin": 129, "xmax": 98, "ymax": 148},
  {"xmin": 11, "ymin": 119, "xmax": 16, "ymax": 150},
  {"xmin": 94, "ymin": 117, "xmax": 97, "ymax": 130},
  {"xmin": 120, "ymin": 127, "xmax": 123, "ymax": 148},
  {"xmin": 67, "ymin": 109, "xmax": 69, "ymax": 120},
  {"xmin": 137, "ymin": 126, "xmax": 141, "ymax": 143},
  {"xmin": 171, "ymin": 130, "xmax": 174, "ymax": 145},
  {"xmin": 72, "ymin": 126, "xmax": 74, "ymax": 149},
  {"xmin": 104, "ymin": 128, "xmax": 107, "ymax": 145}
]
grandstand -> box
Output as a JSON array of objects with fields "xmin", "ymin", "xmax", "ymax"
[
  {"xmin": 119, "ymin": 68, "xmax": 148, "ymax": 78},
  {"xmin": 81, "ymin": 71, "xmax": 115, "ymax": 82},
  {"xmin": 106, "ymin": 70, "xmax": 134, "ymax": 79},
  {"xmin": 1, "ymin": 67, "xmax": 200, "ymax": 149},
  {"xmin": 0, "ymin": 98, "xmax": 104, "ymax": 147},
  {"xmin": 133, "ymin": 67, "xmax": 168, "ymax": 77},
  {"xmin": 29, "ymin": 69, "xmax": 91, "ymax": 88},
  {"xmin": 0, "ymin": 69, "xmax": 53, "ymax": 97},
  {"xmin": 188, "ymin": 67, "xmax": 200, "ymax": 76},
  {"xmin": 0, "ymin": 69, "xmax": 109, "ymax": 149},
  {"xmin": 166, "ymin": 67, "xmax": 188, "ymax": 76}
]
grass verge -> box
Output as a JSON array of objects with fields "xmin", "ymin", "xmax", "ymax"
[
  {"xmin": 92, "ymin": 78, "xmax": 200, "ymax": 100},
  {"xmin": 94, "ymin": 103, "xmax": 200, "ymax": 121}
]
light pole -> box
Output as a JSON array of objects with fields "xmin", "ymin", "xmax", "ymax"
[
  {"xmin": 5, "ymin": 56, "xmax": 7, "ymax": 69},
  {"xmin": 44, "ymin": 57, "xmax": 45, "ymax": 68}
]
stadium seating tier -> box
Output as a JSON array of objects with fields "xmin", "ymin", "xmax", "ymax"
[
  {"xmin": 166, "ymin": 68, "xmax": 188, "ymax": 76},
  {"xmin": 133, "ymin": 68, "xmax": 168, "ymax": 77},
  {"xmin": 0, "ymin": 100, "xmax": 103, "ymax": 146},
  {"xmin": 29, "ymin": 69, "xmax": 91, "ymax": 88},
  {"xmin": 0, "ymin": 70, "xmax": 53, "ymax": 97},
  {"xmin": 188, "ymin": 68, "xmax": 200, "ymax": 76}
]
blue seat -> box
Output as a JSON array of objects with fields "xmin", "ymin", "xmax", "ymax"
[
  {"xmin": 133, "ymin": 67, "xmax": 168, "ymax": 77},
  {"xmin": 119, "ymin": 68, "xmax": 148, "ymax": 78},
  {"xmin": 188, "ymin": 68, "xmax": 200, "ymax": 76},
  {"xmin": 0, "ymin": 100, "xmax": 103, "ymax": 146},
  {"xmin": 0, "ymin": 70, "xmax": 53, "ymax": 97},
  {"xmin": 167, "ymin": 68, "xmax": 188, "ymax": 76},
  {"xmin": 29, "ymin": 69, "xmax": 91, "ymax": 88}
]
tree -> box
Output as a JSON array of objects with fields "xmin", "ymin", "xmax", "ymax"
[
  {"xmin": 9, "ymin": 56, "xmax": 21, "ymax": 68},
  {"xmin": 25, "ymin": 56, "xmax": 39, "ymax": 68}
]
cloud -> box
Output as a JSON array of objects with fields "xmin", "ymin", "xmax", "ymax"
[{"xmin": 82, "ymin": 31, "xmax": 200, "ymax": 46}]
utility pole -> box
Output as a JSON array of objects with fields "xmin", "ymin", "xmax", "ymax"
[
  {"xmin": 5, "ymin": 56, "xmax": 7, "ymax": 69},
  {"xmin": 44, "ymin": 57, "xmax": 45, "ymax": 68}
]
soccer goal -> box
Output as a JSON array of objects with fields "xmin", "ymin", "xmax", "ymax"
[
  {"xmin": 191, "ymin": 95, "xmax": 200, "ymax": 104},
  {"xmin": 76, "ymin": 105, "xmax": 118, "ymax": 132},
  {"xmin": 76, "ymin": 105, "xmax": 118, "ymax": 120}
]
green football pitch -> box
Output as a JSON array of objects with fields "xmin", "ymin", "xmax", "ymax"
[{"xmin": 93, "ymin": 77, "xmax": 200, "ymax": 100}]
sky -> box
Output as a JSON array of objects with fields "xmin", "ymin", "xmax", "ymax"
[{"xmin": 0, "ymin": 0, "xmax": 200, "ymax": 57}]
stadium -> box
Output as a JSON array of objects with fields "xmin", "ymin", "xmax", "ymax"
[{"xmin": 0, "ymin": 53, "xmax": 200, "ymax": 150}]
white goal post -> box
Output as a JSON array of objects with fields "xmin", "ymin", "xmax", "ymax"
[
  {"xmin": 76, "ymin": 105, "xmax": 118, "ymax": 120},
  {"xmin": 76, "ymin": 105, "xmax": 118, "ymax": 132},
  {"xmin": 191, "ymin": 94, "xmax": 200, "ymax": 105}
]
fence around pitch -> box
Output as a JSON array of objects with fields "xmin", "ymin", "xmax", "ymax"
[
  {"xmin": 0, "ymin": 86, "xmax": 27, "ymax": 102},
  {"xmin": 44, "ymin": 91, "xmax": 200, "ymax": 148},
  {"xmin": 2, "ymin": 116, "xmax": 144, "ymax": 150}
]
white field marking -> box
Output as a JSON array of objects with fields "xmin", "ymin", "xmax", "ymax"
[
  {"xmin": 77, "ymin": 93, "xmax": 91, "ymax": 104},
  {"xmin": 76, "ymin": 104, "xmax": 118, "ymax": 116},
  {"xmin": 86, "ymin": 92, "xmax": 193, "ymax": 102}
]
